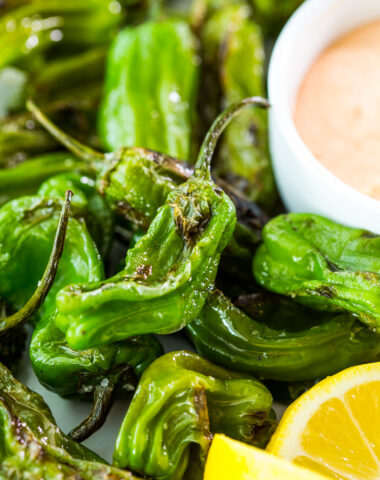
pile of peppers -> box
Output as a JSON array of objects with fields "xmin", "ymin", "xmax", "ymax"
[{"xmin": 0, "ymin": 0, "xmax": 379, "ymax": 479}]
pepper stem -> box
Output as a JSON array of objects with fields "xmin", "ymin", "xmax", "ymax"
[
  {"xmin": 26, "ymin": 99, "xmax": 105, "ymax": 169},
  {"xmin": 194, "ymin": 96, "xmax": 270, "ymax": 179},
  {"xmin": 68, "ymin": 364, "xmax": 137, "ymax": 443},
  {"xmin": 0, "ymin": 191, "xmax": 72, "ymax": 331}
]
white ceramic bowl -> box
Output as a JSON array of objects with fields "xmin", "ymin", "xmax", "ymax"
[{"xmin": 268, "ymin": 0, "xmax": 380, "ymax": 234}]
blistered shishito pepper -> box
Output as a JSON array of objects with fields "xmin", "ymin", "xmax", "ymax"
[
  {"xmin": 99, "ymin": 18, "xmax": 200, "ymax": 161},
  {"xmin": 187, "ymin": 290, "xmax": 380, "ymax": 382},
  {"xmin": 30, "ymin": 314, "xmax": 163, "ymax": 442},
  {"xmin": 27, "ymin": 98, "xmax": 269, "ymax": 281},
  {"xmin": 0, "ymin": 151, "xmax": 90, "ymax": 206},
  {"xmin": 38, "ymin": 172, "xmax": 113, "ymax": 257},
  {"xmin": 0, "ymin": 362, "xmax": 141, "ymax": 479},
  {"xmin": 0, "ymin": 191, "xmax": 71, "ymax": 367},
  {"xmin": 0, "ymin": 194, "xmax": 103, "ymax": 316},
  {"xmin": 113, "ymin": 351, "xmax": 275, "ymax": 480},
  {"xmin": 52, "ymin": 99, "xmax": 266, "ymax": 350},
  {"xmin": 253, "ymin": 213, "xmax": 380, "ymax": 328},
  {"xmin": 193, "ymin": 0, "xmax": 277, "ymax": 210}
]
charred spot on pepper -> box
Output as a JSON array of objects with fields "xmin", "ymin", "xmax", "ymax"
[
  {"xmin": 134, "ymin": 265, "xmax": 153, "ymax": 280},
  {"xmin": 314, "ymin": 286, "xmax": 337, "ymax": 299}
]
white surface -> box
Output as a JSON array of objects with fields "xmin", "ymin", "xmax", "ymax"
[{"xmin": 268, "ymin": 0, "xmax": 380, "ymax": 233}]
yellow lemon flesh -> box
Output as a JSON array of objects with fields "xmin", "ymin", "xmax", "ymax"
[
  {"xmin": 204, "ymin": 434, "xmax": 330, "ymax": 480},
  {"xmin": 268, "ymin": 362, "xmax": 380, "ymax": 479}
]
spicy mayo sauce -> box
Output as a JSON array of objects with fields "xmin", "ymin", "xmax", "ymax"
[{"xmin": 294, "ymin": 20, "xmax": 380, "ymax": 201}]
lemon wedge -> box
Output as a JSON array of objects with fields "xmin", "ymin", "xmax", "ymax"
[
  {"xmin": 204, "ymin": 434, "xmax": 330, "ymax": 480},
  {"xmin": 268, "ymin": 362, "xmax": 380, "ymax": 479}
]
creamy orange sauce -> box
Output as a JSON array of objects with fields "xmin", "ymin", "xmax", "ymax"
[{"xmin": 294, "ymin": 20, "xmax": 380, "ymax": 201}]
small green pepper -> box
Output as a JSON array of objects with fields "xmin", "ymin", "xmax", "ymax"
[
  {"xmin": 27, "ymin": 98, "xmax": 269, "ymax": 280},
  {"xmin": 193, "ymin": 0, "xmax": 277, "ymax": 210},
  {"xmin": 99, "ymin": 18, "xmax": 200, "ymax": 161},
  {"xmin": 113, "ymin": 351, "xmax": 275, "ymax": 480},
  {"xmin": 30, "ymin": 314, "xmax": 163, "ymax": 442},
  {"xmin": 253, "ymin": 213, "xmax": 380, "ymax": 328},
  {"xmin": 0, "ymin": 362, "xmax": 141, "ymax": 479},
  {"xmin": 52, "ymin": 99, "xmax": 263, "ymax": 350},
  {"xmin": 187, "ymin": 290, "xmax": 380, "ymax": 382},
  {"xmin": 0, "ymin": 191, "xmax": 71, "ymax": 368}
]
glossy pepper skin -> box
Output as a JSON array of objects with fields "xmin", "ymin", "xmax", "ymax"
[
  {"xmin": 0, "ymin": 192, "xmax": 72, "ymax": 368},
  {"xmin": 0, "ymin": 195, "xmax": 103, "ymax": 316},
  {"xmin": 38, "ymin": 172, "xmax": 113, "ymax": 257},
  {"xmin": 187, "ymin": 290, "xmax": 380, "ymax": 382},
  {"xmin": 0, "ymin": 151, "xmax": 90, "ymax": 206},
  {"xmin": 113, "ymin": 351, "xmax": 275, "ymax": 480},
  {"xmin": 52, "ymin": 99, "xmax": 263, "ymax": 350},
  {"xmin": 99, "ymin": 18, "xmax": 200, "ymax": 161},
  {"xmin": 27, "ymin": 98, "xmax": 269, "ymax": 283},
  {"xmin": 193, "ymin": 0, "xmax": 277, "ymax": 210},
  {"xmin": 253, "ymin": 213, "xmax": 380, "ymax": 329},
  {"xmin": 0, "ymin": 362, "xmax": 141, "ymax": 479}
]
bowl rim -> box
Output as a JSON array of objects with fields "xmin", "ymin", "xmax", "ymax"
[{"xmin": 268, "ymin": 0, "xmax": 380, "ymax": 211}]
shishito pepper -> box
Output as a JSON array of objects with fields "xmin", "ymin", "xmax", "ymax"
[
  {"xmin": 0, "ymin": 362, "xmax": 141, "ymax": 479},
  {"xmin": 98, "ymin": 18, "xmax": 200, "ymax": 161},
  {"xmin": 0, "ymin": 191, "xmax": 71, "ymax": 367},
  {"xmin": 253, "ymin": 213, "xmax": 380, "ymax": 329},
  {"xmin": 30, "ymin": 314, "xmax": 163, "ymax": 442},
  {"xmin": 27, "ymin": 98, "xmax": 269, "ymax": 281},
  {"xmin": 187, "ymin": 290, "xmax": 380, "ymax": 382},
  {"xmin": 113, "ymin": 351, "xmax": 275, "ymax": 480},
  {"xmin": 250, "ymin": 0, "xmax": 304, "ymax": 34},
  {"xmin": 51, "ymin": 99, "xmax": 266, "ymax": 350},
  {"xmin": 192, "ymin": 0, "xmax": 277, "ymax": 210}
]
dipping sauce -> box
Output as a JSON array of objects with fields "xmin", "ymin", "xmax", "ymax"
[{"xmin": 294, "ymin": 20, "xmax": 380, "ymax": 201}]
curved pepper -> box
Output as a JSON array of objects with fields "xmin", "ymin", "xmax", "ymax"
[
  {"xmin": 113, "ymin": 350, "xmax": 275, "ymax": 480},
  {"xmin": 27, "ymin": 98, "xmax": 269, "ymax": 283},
  {"xmin": 99, "ymin": 18, "xmax": 200, "ymax": 161},
  {"xmin": 38, "ymin": 172, "xmax": 113, "ymax": 257},
  {"xmin": 0, "ymin": 362, "xmax": 141, "ymax": 479},
  {"xmin": 253, "ymin": 213, "xmax": 380, "ymax": 328},
  {"xmin": 194, "ymin": 0, "xmax": 277, "ymax": 210},
  {"xmin": 187, "ymin": 290, "xmax": 380, "ymax": 382},
  {"xmin": 52, "ymin": 99, "xmax": 266, "ymax": 350}
]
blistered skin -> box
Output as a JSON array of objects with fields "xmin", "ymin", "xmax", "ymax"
[
  {"xmin": 0, "ymin": 362, "xmax": 141, "ymax": 479},
  {"xmin": 253, "ymin": 213, "xmax": 380, "ymax": 329},
  {"xmin": 188, "ymin": 290, "xmax": 380, "ymax": 382},
  {"xmin": 113, "ymin": 351, "xmax": 275, "ymax": 480},
  {"xmin": 99, "ymin": 19, "xmax": 200, "ymax": 161}
]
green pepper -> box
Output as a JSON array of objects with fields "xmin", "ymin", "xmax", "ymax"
[
  {"xmin": 27, "ymin": 98, "xmax": 269, "ymax": 280},
  {"xmin": 99, "ymin": 18, "xmax": 200, "ymax": 161},
  {"xmin": 0, "ymin": 151, "xmax": 90, "ymax": 206},
  {"xmin": 0, "ymin": 191, "xmax": 71, "ymax": 368},
  {"xmin": 30, "ymin": 314, "xmax": 163, "ymax": 442},
  {"xmin": 187, "ymin": 290, "xmax": 380, "ymax": 382},
  {"xmin": 0, "ymin": 0, "xmax": 124, "ymax": 71},
  {"xmin": 192, "ymin": 0, "xmax": 277, "ymax": 210},
  {"xmin": 52, "ymin": 99, "xmax": 266, "ymax": 350},
  {"xmin": 253, "ymin": 213, "xmax": 380, "ymax": 328},
  {"xmin": 113, "ymin": 351, "xmax": 275, "ymax": 480},
  {"xmin": 0, "ymin": 361, "xmax": 141, "ymax": 479},
  {"xmin": 38, "ymin": 172, "xmax": 113, "ymax": 257}
]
